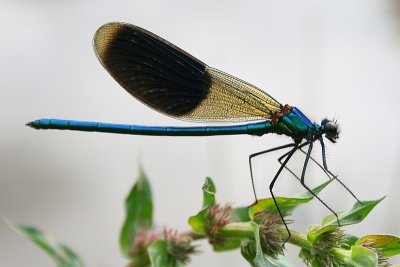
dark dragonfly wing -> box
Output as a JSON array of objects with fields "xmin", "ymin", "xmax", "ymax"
[{"xmin": 93, "ymin": 22, "xmax": 282, "ymax": 122}]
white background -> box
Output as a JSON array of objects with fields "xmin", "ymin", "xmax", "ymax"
[{"xmin": 1, "ymin": 0, "xmax": 400, "ymax": 266}]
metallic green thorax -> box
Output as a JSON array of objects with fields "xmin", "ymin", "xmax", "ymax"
[{"xmin": 274, "ymin": 107, "xmax": 315, "ymax": 141}]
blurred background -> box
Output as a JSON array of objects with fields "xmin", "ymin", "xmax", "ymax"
[{"xmin": 1, "ymin": 0, "xmax": 400, "ymax": 266}]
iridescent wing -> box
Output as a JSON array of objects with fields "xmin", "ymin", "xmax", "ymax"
[{"xmin": 93, "ymin": 22, "xmax": 282, "ymax": 122}]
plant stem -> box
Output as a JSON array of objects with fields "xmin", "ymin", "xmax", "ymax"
[
  {"xmin": 181, "ymin": 222, "xmax": 313, "ymax": 251},
  {"xmin": 219, "ymin": 222, "xmax": 255, "ymax": 239},
  {"xmin": 178, "ymin": 223, "xmax": 377, "ymax": 265},
  {"xmin": 178, "ymin": 230, "xmax": 205, "ymax": 241},
  {"xmin": 285, "ymin": 230, "xmax": 312, "ymax": 250}
]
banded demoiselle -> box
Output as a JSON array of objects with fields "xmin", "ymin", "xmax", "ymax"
[{"xmin": 27, "ymin": 22, "xmax": 360, "ymax": 237}]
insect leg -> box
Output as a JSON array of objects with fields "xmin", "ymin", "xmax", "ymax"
[
  {"xmin": 249, "ymin": 143, "xmax": 297, "ymax": 202},
  {"xmin": 300, "ymin": 142, "xmax": 341, "ymax": 226},
  {"xmin": 277, "ymin": 141, "xmax": 310, "ymax": 182},
  {"xmin": 268, "ymin": 144, "xmax": 298, "ymax": 241},
  {"xmin": 318, "ymin": 137, "xmax": 362, "ymax": 204},
  {"xmin": 299, "ymin": 147, "xmax": 333, "ymax": 179}
]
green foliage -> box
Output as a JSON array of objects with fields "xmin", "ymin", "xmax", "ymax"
[
  {"xmin": 356, "ymin": 235, "xmax": 400, "ymax": 257},
  {"xmin": 241, "ymin": 222, "xmax": 295, "ymax": 267},
  {"xmin": 349, "ymin": 245, "xmax": 379, "ymax": 266},
  {"xmin": 188, "ymin": 177, "xmax": 243, "ymax": 251},
  {"xmin": 232, "ymin": 206, "xmax": 251, "ymax": 222},
  {"xmin": 5, "ymin": 220, "xmax": 84, "ymax": 267},
  {"xmin": 307, "ymin": 198, "xmax": 384, "ymax": 243},
  {"xmin": 298, "ymin": 198, "xmax": 391, "ymax": 267},
  {"xmin": 6, "ymin": 168, "xmax": 400, "ymax": 267},
  {"xmin": 147, "ymin": 240, "xmax": 185, "ymax": 267},
  {"xmin": 120, "ymin": 166, "xmax": 154, "ymax": 257},
  {"xmin": 248, "ymin": 179, "xmax": 332, "ymax": 219},
  {"xmin": 187, "ymin": 177, "xmax": 216, "ymax": 233}
]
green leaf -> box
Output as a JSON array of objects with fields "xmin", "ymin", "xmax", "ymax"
[
  {"xmin": 148, "ymin": 239, "xmax": 185, "ymax": 267},
  {"xmin": 6, "ymin": 220, "xmax": 84, "ymax": 267},
  {"xmin": 306, "ymin": 225, "xmax": 338, "ymax": 243},
  {"xmin": 241, "ymin": 222, "xmax": 270, "ymax": 267},
  {"xmin": 248, "ymin": 180, "xmax": 333, "ymax": 219},
  {"xmin": 201, "ymin": 176, "xmax": 216, "ymax": 206},
  {"xmin": 322, "ymin": 198, "xmax": 383, "ymax": 226},
  {"xmin": 120, "ymin": 166, "xmax": 153, "ymax": 257},
  {"xmin": 188, "ymin": 177, "xmax": 216, "ymax": 234},
  {"xmin": 241, "ymin": 238, "xmax": 258, "ymax": 267},
  {"xmin": 356, "ymin": 235, "xmax": 400, "ymax": 257},
  {"xmin": 349, "ymin": 245, "xmax": 378, "ymax": 267},
  {"xmin": 296, "ymin": 179, "xmax": 333, "ymax": 199},
  {"xmin": 188, "ymin": 178, "xmax": 243, "ymax": 251},
  {"xmin": 298, "ymin": 248, "xmax": 311, "ymax": 266},
  {"xmin": 232, "ymin": 206, "xmax": 251, "ymax": 222},
  {"xmin": 249, "ymin": 197, "xmax": 309, "ymax": 219},
  {"xmin": 307, "ymin": 198, "xmax": 384, "ymax": 243},
  {"xmin": 240, "ymin": 222, "xmax": 294, "ymax": 267},
  {"xmin": 341, "ymin": 234, "xmax": 359, "ymax": 250}
]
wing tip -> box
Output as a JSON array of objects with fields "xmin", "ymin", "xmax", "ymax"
[{"xmin": 93, "ymin": 22, "xmax": 126, "ymax": 61}]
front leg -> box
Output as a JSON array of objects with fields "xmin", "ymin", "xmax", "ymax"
[
  {"xmin": 300, "ymin": 142, "xmax": 341, "ymax": 226},
  {"xmin": 318, "ymin": 137, "xmax": 362, "ymax": 204}
]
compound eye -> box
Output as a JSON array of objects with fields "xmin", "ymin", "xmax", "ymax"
[
  {"xmin": 321, "ymin": 118, "xmax": 330, "ymax": 126},
  {"xmin": 324, "ymin": 121, "xmax": 339, "ymax": 142}
]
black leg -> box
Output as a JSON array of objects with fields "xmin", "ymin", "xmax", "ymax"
[
  {"xmin": 269, "ymin": 144, "xmax": 299, "ymax": 242},
  {"xmin": 277, "ymin": 141, "xmax": 310, "ymax": 182},
  {"xmin": 278, "ymin": 144, "xmax": 338, "ymax": 215},
  {"xmin": 249, "ymin": 143, "xmax": 296, "ymax": 202},
  {"xmin": 300, "ymin": 142, "xmax": 341, "ymax": 226},
  {"xmin": 298, "ymin": 147, "xmax": 334, "ymax": 179},
  {"xmin": 318, "ymin": 138, "xmax": 362, "ymax": 204}
]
